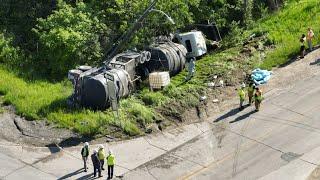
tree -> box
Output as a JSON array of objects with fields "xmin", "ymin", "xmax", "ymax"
[
  {"xmin": 0, "ymin": 0, "xmax": 56, "ymax": 49},
  {"xmin": 267, "ymin": 0, "xmax": 278, "ymax": 11},
  {"xmin": 33, "ymin": 1, "xmax": 107, "ymax": 78}
]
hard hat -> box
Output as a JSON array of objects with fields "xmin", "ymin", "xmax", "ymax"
[
  {"xmin": 84, "ymin": 142, "xmax": 89, "ymax": 146},
  {"xmin": 99, "ymin": 144, "xmax": 104, "ymax": 149},
  {"xmin": 93, "ymin": 149, "xmax": 97, "ymax": 153},
  {"xmin": 109, "ymin": 149, "xmax": 113, "ymax": 154},
  {"xmin": 241, "ymin": 83, "xmax": 246, "ymax": 88}
]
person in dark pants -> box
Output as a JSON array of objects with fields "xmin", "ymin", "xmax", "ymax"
[
  {"xmin": 81, "ymin": 142, "xmax": 90, "ymax": 172},
  {"xmin": 300, "ymin": 34, "xmax": 306, "ymax": 58},
  {"xmin": 98, "ymin": 145, "xmax": 106, "ymax": 170},
  {"xmin": 91, "ymin": 149, "xmax": 102, "ymax": 178},
  {"xmin": 247, "ymin": 82, "xmax": 255, "ymax": 105},
  {"xmin": 254, "ymin": 86, "xmax": 263, "ymax": 111},
  {"xmin": 107, "ymin": 150, "xmax": 115, "ymax": 179}
]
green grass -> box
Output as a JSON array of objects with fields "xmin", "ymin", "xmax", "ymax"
[
  {"xmin": 0, "ymin": 67, "xmax": 153, "ymax": 136},
  {"xmin": 0, "ymin": 0, "xmax": 319, "ymax": 137},
  {"xmin": 254, "ymin": 0, "xmax": 320, "ymax": 69}
]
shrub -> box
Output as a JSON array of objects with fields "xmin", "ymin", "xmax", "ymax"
[
  {"xmin": 33, "ymin": 2, "xmax": 107, "ymax": 78},
  {"xmin": 0, "ymin": 34, "xmax": 22, "ymax": 66}
]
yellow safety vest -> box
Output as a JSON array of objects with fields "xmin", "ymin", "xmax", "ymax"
[
  {"xmin": 238, "ymin": 89, "xmax": 246, "ymax": 100},
  {"xmin": 98, "ymin": 149, "xmax": 105, "ymax": 160},
  {"xmin": 107, "ymin": 154, "xmax": 115, "ymax": 165},
  {"xmin": 248, "ymin": 86, "xmax": 254, "ymax": 95}
]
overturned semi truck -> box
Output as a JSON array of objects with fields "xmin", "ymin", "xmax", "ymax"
[
  {"xmin": 67, "ymin": 41, "xmax": 191, "ymax": 109},
  {"xmin": 67, "ymin": 0, "xmax": 209, "ymax": 110}
]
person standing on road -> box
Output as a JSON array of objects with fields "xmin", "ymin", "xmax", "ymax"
[
  {"xmin": 254, "ymin": 87, "xmax": 263, "ymax": 111},
  {"xmin": 91, "ymin": 149, "xmax": 102, "ymax": 178},
  {"xmin": 300, "ymin": 34, "xmax": 306, "ymax": 58},
  {"xmin": 307, "ymin": 28, "xmax": 314, "ymax": 51},
  {"xmin": 107, "ymin": 150, "xmax": 115, "ymax": 179},
  {"xmin": 98, "ymin": 145, "xmax": 106, "ymax": 170},
  {"xmin": 247, "ymin": 82, "xmax": 255, "ymax": 105},
  {"xmin": 81, "ymin": 142, "xmax": 90, "ymax": 172},
  {"xmin": 238, "ymin": 83, "xmax": 246, "ymax": 111}
]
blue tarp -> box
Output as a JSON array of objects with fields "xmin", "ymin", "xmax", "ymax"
[{"xmin": 251, "ymin": 68, "xmax": 272, "ymax": 85}]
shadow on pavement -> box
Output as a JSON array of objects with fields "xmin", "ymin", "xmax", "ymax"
[
  {"xmin": 310, "ymin": 58, "xmax": 320, "ymax": 65},
  {"xmin": 214, "ymin": 105, "xmax": 250, "ymax": 122},
  {"xmin": 58, "ymin": 136, "xmax": 94, "ymax": 148},
  {"xmin": 77, "ymin": 173, "xmax": 97, "ymax": 180},
  {"xmin": 279, "ymin": 46, "xmax": 319, "ymax": 68},
  {"xmin": 57, "ymin": 168, "xmax": 86, "ymax": 180},
  {"xmin": 229, "ymin": 110, "xmax": 256, "ymax": 123}
]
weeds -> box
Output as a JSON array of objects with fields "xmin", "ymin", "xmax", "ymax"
[{"xmin": 255, "ymin": 0, "xmax": 320, "ymax": 69}]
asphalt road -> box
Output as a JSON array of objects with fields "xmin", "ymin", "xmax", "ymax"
[{"xmin": 123, "ymin": 74, "xmax": 320, "ymax": 180}]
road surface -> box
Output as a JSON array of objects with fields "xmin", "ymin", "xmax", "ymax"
[{"xmin": 122, "ymin": 70, "xmax": 320, "ymax": 179}]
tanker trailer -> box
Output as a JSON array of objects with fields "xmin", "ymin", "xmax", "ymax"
[{"xmin": 67, "ymin": 42, "xmax": 187, "ymax": 110}]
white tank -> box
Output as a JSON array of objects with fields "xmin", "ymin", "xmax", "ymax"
[{"xmin": 176, "ymin": 31, "xmax": 207, "ymax": 58}]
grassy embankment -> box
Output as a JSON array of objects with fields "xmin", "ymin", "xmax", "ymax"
[
  {"xmin": 0, "ymin": 0, "xmax": 319, "ymax": 137},
  {"xmin": 256, "ymin": 0, "xmax": 320, "ymax": 69}
]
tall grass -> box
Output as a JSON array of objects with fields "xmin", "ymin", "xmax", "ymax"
[
  {"xmin": 0, "ymin": 66, "xmax": 153, "ymax": 136},
  {"xmin": 255, "ymin": 0, "xmax": 320, "ymax": 69}
]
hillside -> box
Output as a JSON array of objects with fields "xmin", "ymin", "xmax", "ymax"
[{"xmin": 0, "ymin": 0, "xmax": 319, "ymax": 139}]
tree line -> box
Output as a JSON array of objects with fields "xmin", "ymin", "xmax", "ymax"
[{"xmin": 0, "ymin": 0, "xmax": 288, "ymax": 79}]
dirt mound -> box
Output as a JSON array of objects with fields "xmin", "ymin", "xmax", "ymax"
[{"xmin": 0, "ymin": 104, "xmax": 79, "ymax": 147}]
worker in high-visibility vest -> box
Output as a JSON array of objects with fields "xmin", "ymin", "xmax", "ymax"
[
  {"xmin": 107, "ymin": 150, "xmax": 115, "ymax": 179},
  {"xmin": 254, "ymin": 86, "xmax": 263, "ymax": 111},
  {"xmin": 98, "ymin": 145, "xmax": 106, "ymax": 170},
  {"xmin": 238, "ymin": 83, "xmax": 246, "ymax": 110},
  {"xmin": 247, "ymin": 82, "xmax": 255, "ymax": 105}
]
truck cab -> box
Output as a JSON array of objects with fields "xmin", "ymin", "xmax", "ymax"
[{"xmin": 176, "ymin": 31, "xmax": 207, "ymax": 58}]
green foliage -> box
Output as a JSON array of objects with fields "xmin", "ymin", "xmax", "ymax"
[
  {"xmin": 140, "ymin": 89, "xmax": 169, "ymax": 106},
  {"xmin": 0, "ymin": 34, "xmax": 22, "ymax": 66},
  {"xmin": 121, "ymin": 97, "xmax": 161, "ymax": 130},
  {"xmin": 90, "ymin": 0, "xmax": 200, "ymax": 49},
  {"xmin": 33, "ymin": 2, "xmax": 107, "ymax": 78},
  {"xmin": 0, "ymin": 0, "xmax": 283, "ymax": 78},
  {"xmin": 255, "ymin": 0, "xmax": 320, "ymax": 69},
  {"xmin": 0, "ymin": 0, "xmax": 55, "ymax": 48},
  {"xmin": 0, "ymin": 66, "xmax": 144, "ymax": 136},
  {"xmin": 222, "ymin": 21, "xmax": 246, "ymax": 48}
]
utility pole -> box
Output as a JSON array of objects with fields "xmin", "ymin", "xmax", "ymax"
[{"xmin": 103, "ymin": 0, "xmax": 159, "ymax": 66}]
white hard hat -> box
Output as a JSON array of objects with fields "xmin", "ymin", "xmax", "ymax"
[
  {"xmin": 93, "ymin": 149, "xmax": 97, "ymax": 153},
  {"xmin": 99, "ymin": 144, "xmax": 104, "ymax": 149},
  {"xmin": 241, "ymin": 83, "xmax": 246, "ymax": 88},
  {"xmin": 84, "ymin": 142, "xmax": 89, "ymax": 146},
  {"xmin": 109, "ymin": 149, "xmax": 113, "ymax": 154}
]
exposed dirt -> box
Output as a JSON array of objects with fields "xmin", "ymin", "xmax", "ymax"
[
  {"xmin": 173, "ymin": 45, "xmax": 320, "ymax": 141},
  {"xmin": 0, "ymin": 104, "xmax": 78, "ymax": 147}
]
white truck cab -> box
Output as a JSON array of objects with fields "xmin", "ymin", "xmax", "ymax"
[{"xmin": 176, "ymin": 31, "xmax": 207, "ymax": 58}]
